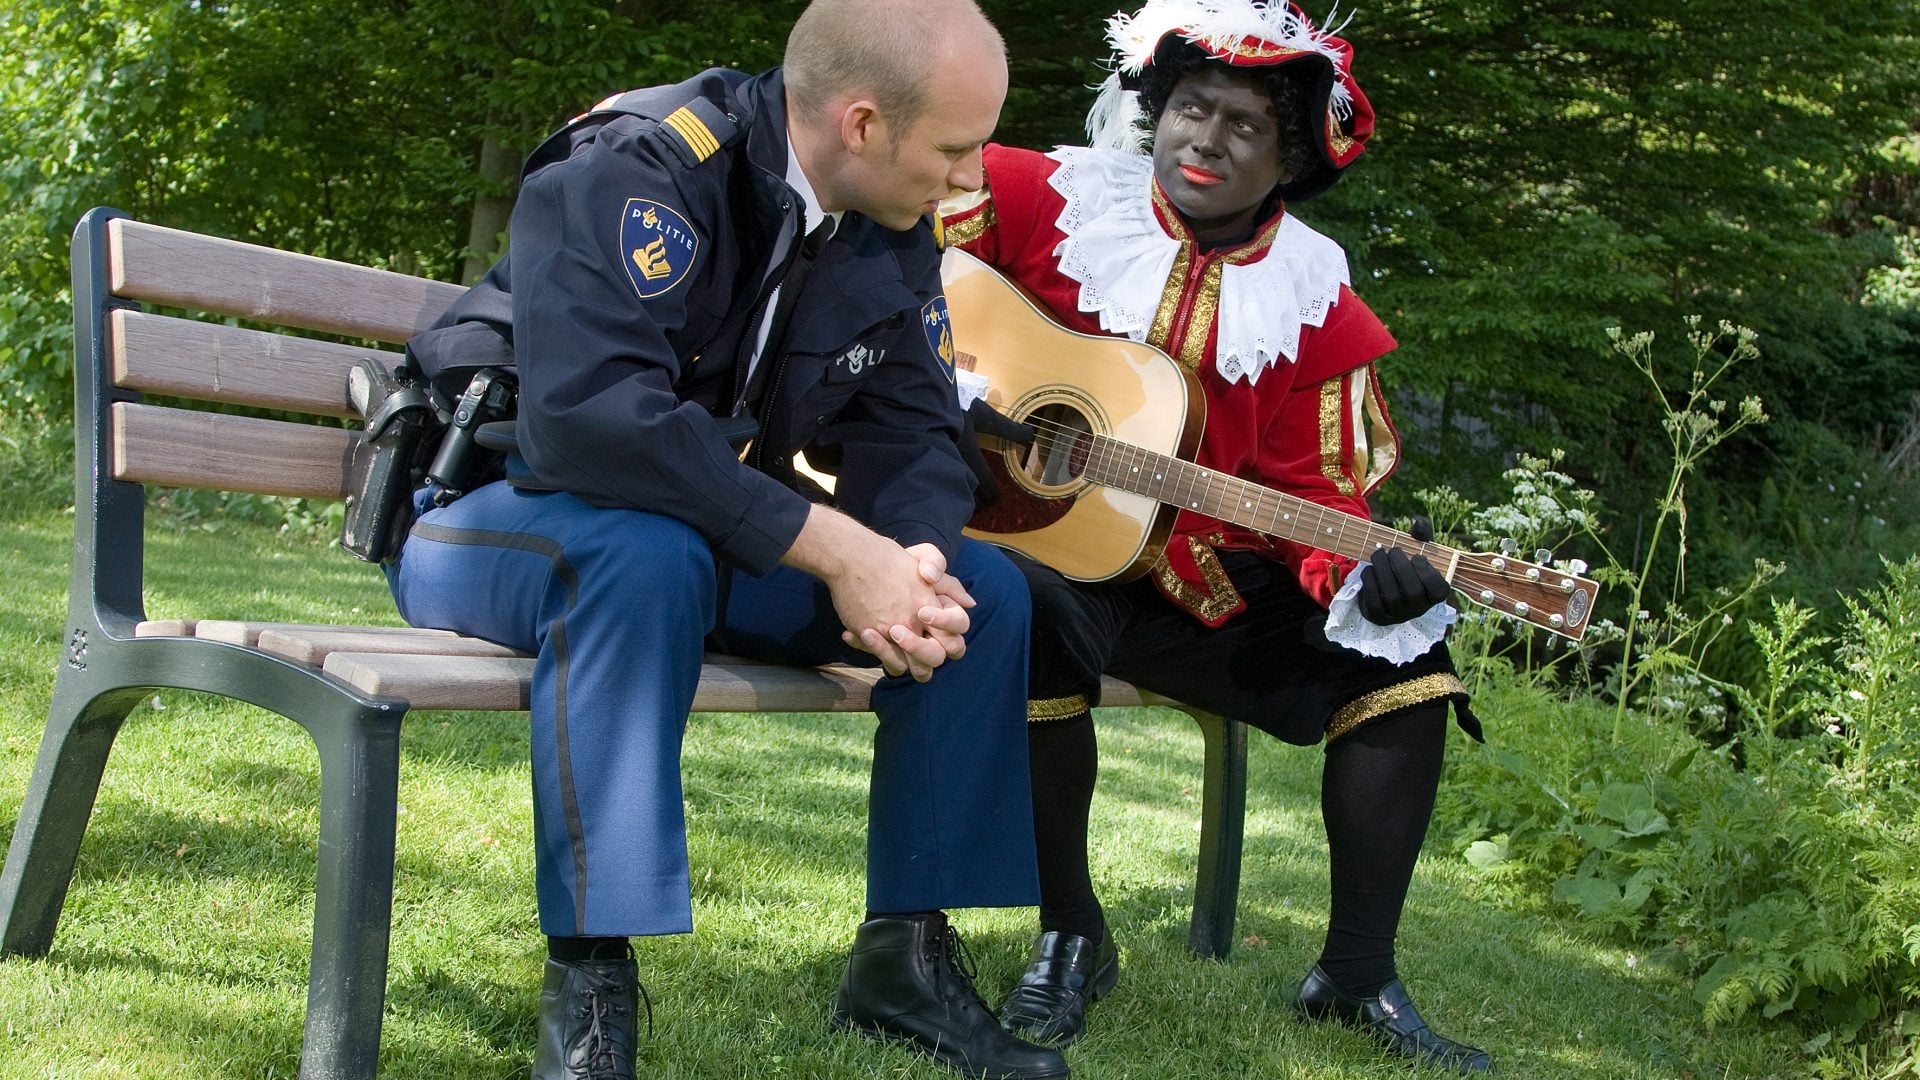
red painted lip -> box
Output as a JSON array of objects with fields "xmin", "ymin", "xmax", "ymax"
[{"xmin": 1179, "ymin": 164, "xmax": 1224, "ymax": 185}]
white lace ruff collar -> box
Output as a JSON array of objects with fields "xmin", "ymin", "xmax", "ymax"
[{"xmin": 1045, "ymin": 146, "xmax": 1351, "ymax": 387}]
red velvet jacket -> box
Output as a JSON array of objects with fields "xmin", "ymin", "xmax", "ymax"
[{"xmin": 944, "ymin": 144, "xmax": 1402, "ymax": 625}]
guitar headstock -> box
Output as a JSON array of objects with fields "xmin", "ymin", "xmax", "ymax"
[{"xmin": 1447, "ymin": 550, "xmax": 1601, "ymax": 641}]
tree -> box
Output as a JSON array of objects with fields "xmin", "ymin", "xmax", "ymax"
[{"xmin": 1305, "ymin": 0, "xmax": 1920, "ymax": 512}]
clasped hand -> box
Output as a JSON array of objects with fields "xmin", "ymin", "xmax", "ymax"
[{"xmin": 835, "ymin": 542, "xmax": 974, "ymax": 682}]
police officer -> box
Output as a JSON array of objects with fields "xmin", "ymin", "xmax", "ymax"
[{"xmin": 389, "ymin": 2, "xmax": 1065, "ymax": 1078}]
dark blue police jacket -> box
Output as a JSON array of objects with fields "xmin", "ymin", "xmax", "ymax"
[{"xmin": 406, "ymin": 67, "xmax": 973, "ymax": 578}]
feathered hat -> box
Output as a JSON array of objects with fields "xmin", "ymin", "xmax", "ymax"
[{"xmin": 1086, "ymin": 1, "xmax": 1374, "ymax": 201}]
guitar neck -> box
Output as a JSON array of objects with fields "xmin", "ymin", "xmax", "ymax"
[{"xmin": 1077, "ymin": 433, "xmax": 1449, "ymax": 570}]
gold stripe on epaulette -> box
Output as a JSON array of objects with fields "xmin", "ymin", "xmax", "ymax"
[{"xmin": 663, "ymin": 107, "xmax": 720, "ymax": 162}]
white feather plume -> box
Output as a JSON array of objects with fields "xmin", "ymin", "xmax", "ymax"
[{"xmin": 1085, "ymin": 74, "xmax": 1151, "ymax": 153}]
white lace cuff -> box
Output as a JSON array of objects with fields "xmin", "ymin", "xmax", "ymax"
[{"xmin": 1324, "ymin": 562, "xmax": 1457, "ymax": 664}]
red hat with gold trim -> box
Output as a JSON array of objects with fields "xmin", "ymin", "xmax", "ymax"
[{"xmin": 1086, "ymin": 0, "xmax": 1374, "ymax": 201}]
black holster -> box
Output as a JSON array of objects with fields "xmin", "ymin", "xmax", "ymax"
[{"xmin": 340, "ymin": 357, "xmax": 438, "ymax": 563}]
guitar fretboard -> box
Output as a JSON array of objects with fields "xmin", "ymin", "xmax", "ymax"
[{"xmin": 1075, "ymin": 432, "xmax": 1440, "ymax": 568}]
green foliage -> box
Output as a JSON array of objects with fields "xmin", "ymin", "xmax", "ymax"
[
  {"xmin": 0, "ymin": 0, "xmax": 804, "ymax": 419},
  {"xmin": 1326, "ymin": 1, "xmax": 1920, "ymax": 510},
  {"xmin": 1420, "ymin": 314, "xmax": 1918, "ymax": 1071},
  {"xmin": 1444, "ymin": 566, "xmax": 1920, "ymax": 1074}
]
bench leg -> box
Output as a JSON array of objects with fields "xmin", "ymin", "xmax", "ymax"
[
  {"xmin": 0, "ymin": 680, "xmax": 145, "ymax": 957},
  {"xmin": 1181, "ymin": 708, "xmax": 1247, "ymax": 960},
  {"xmin": 296, "ymin": 705, "xmax": 403, "ymax": 1080}
]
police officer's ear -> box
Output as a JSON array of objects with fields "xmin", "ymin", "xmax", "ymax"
[{"xmin": 838, "ymin": 98, "xmax": 886, "ymax": 156}]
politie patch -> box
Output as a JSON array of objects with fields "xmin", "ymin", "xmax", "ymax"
[
  {"xmin": 921, "ymin": 296, "xmax": 956, "ymax": 383},
  {"xmin": 620, "ymin": 197, "xmax": 698, "ymax": 299}
]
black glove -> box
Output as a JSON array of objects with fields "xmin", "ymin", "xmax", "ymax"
[{"xmin": 1356, "ymin": 546, "xmax": 1451, "ymax": 625}]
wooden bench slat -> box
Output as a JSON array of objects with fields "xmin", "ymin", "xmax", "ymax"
[
  {"xmin": 259, "ymin": 628, "xmax": 525, "ymax": 667},
  {"xmin": 111, "ymin": 402, "xmax": 358, "ymax": 499},
  {"xmin": 322, "ymin": 652, "xmax": 900, "ymax": 713},
  {"xmin": 322, "ymin": 652, "xmax": 525, "ymax": 711},
  {"xmin": 112, "ymin": 309, "xmax": 400, "ymax": 417},
  {"xmin": 319, "ymin": 644, "xmax": 1171, "ymax": 718},
  {"xmin": 194, "ymin": 621, "xmax": 458, "ymax": 648},
  {"xmin": 108, "ymin": 219, "xmax": 465, "ymax": 344}
]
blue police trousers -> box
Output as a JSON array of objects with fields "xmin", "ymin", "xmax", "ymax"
[{"xmin": 388, "ymin": 481, "xmax": 1038, "ymax": 937}]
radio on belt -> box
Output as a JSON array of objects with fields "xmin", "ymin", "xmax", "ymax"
[{"xmin": 426, "ymin": 367, "xmax": 517, "ymax": 505}]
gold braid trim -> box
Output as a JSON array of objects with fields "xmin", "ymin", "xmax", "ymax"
[
  {"xmin": 1147, "ymin": 184, "xmax": 1193, "ymax": 351},
  {"xmin": 1327, "ymin": 106, "xmax": 1356, "ymax": 157},
  {"xmin": 1179, "ymin": 260, "xmax": 1226, "ymax": 371},
  {"xmin": 1225, "ymin": 214, "xmax": 1285, "ymax": 264},
  {"xmin": 1151, "ymin": 535, "xmax": 1243, "ymax": 622},
  {"xmin": 1029, "ymin": 694, "xmax": 1091, "ymax": 721},
  {"xmin": 1319, "ymin": 376, "xmax": 1357, "ymax": 496},
  {"xmin": 941, "ymin": 200, "xmax": 996, "ymax": 249},
  {"xmin": 1325, "ymin": 673, "xmax": 1466, "ymax": 741},
  {"xmin": 1149, "ymin": 254, "xmax": 1192, "ymax": 352},
  {"xmin": 1171, "ymin": 215, "xmax": 1283, "ymax": 372}
]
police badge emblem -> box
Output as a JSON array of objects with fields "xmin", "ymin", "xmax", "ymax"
[
  {"xmin": 620, "ymin": 198, "xmax": 699, "ymax": 299},
  {"xmin": 921, "ymin": 296, "xmax": 956, "ymax": 383}
]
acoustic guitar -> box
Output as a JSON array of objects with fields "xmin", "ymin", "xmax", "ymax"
[{"xmin": 940, "ymin": 248, "xmax": 1600, "ymax": 641}]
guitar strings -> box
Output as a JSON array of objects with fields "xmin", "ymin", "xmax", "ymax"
[
  {"xmin": 981, "ymin": 404, "xmax": 1592, "ymax": 616},
  {"xmin": 990, "ymin": 405, "xmax": 1440, "ymax": 561}
]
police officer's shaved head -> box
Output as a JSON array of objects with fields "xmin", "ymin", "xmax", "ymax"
[{"xmin": 785, "ymin": 0, "xmax": 1004, "ymax": 136}]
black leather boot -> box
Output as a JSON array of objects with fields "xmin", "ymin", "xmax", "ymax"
[
  {"xmin": 998, "ymin": 930, "xmax": 1119, "ymax": 1047},
  {"xmin": 830, "ymin": 913, "xmax": 1071, "ymax": 1079},
  {"xmin": 532, "ymin": 953, "xmax": 644, "ymax": 1080},
  {"xmin": 1294, "ymin": 964, "xmax": 1492, "ymax": 1074}
]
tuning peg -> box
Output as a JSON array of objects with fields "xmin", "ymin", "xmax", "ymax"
[
  {"xmin": 1567, "ymin": 558, "xmax": 1589, "ymax": 575},
  {"xmin": 1499, "ymin": 537, "xmax": 1518, "ymax": 555},
  {"xmin": 1534, "ymin": 547, "xmax": 1553, "ymax": 566}
]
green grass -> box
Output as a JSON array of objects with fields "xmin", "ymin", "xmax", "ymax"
[{"xmin": 0, "ymin": 493, "xmax": 1809, "ymax": 1078}]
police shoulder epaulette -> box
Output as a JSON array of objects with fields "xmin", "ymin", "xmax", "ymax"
[{"xmin": 652, "ymin": 97, "xmax": 740, "ymax": 168}]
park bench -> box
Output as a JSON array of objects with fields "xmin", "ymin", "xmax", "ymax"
[{"xmin": 0, "ymin": 207, "xmax": 1250, "ymax": 1079}]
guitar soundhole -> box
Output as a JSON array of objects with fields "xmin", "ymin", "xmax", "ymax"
[
  {"xmin": 1019, "ymin": 403, "xmax": 1094, "ymax": 485},
  {"xmin": 965, "ymin": 403, "xmax": 1094, "ymax": 538}
]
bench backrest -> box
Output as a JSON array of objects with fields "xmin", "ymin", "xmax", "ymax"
[{"xmin": 68, "ymin": 208, "xmax": 465, "ymax": 634}]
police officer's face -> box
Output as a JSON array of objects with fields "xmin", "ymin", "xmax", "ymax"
[
  {"xmin": 1151, "ymin": 66, "xmax": 1286, "ymax": 245},
  {"xmin": 845, "ymin": 44, "xmax": 1007, "ymax": 231}
]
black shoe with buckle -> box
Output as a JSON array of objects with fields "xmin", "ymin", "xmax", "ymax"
[
  {"xmin": 998, "ymin": 930, "xmax": 1119, "ymax": 1047},
  {"xmin": 532, "ymin": 952, "xmax": 650, "ymax": 1080},
  {"xmin": 830, "ymin": 913, "xmax": 1070, "ymax": 1079},
  {"xmin": 1293, "ymin": 964, "xmax": 1491, "ymax": 1074}
]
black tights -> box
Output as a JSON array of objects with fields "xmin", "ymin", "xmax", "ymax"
[{"xmin": 1025, "ymin": 703, "xmax": 1448, "ymax": 996}]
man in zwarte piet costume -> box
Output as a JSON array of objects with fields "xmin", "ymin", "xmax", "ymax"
[{"xmin": 942, "ymin": 1, "xmax": 1493, "ymax": 1071}]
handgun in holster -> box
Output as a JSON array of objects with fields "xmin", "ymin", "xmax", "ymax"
[{"xmin": 340, "ymin": 357, "xmax": 439, "ymax": 563}]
